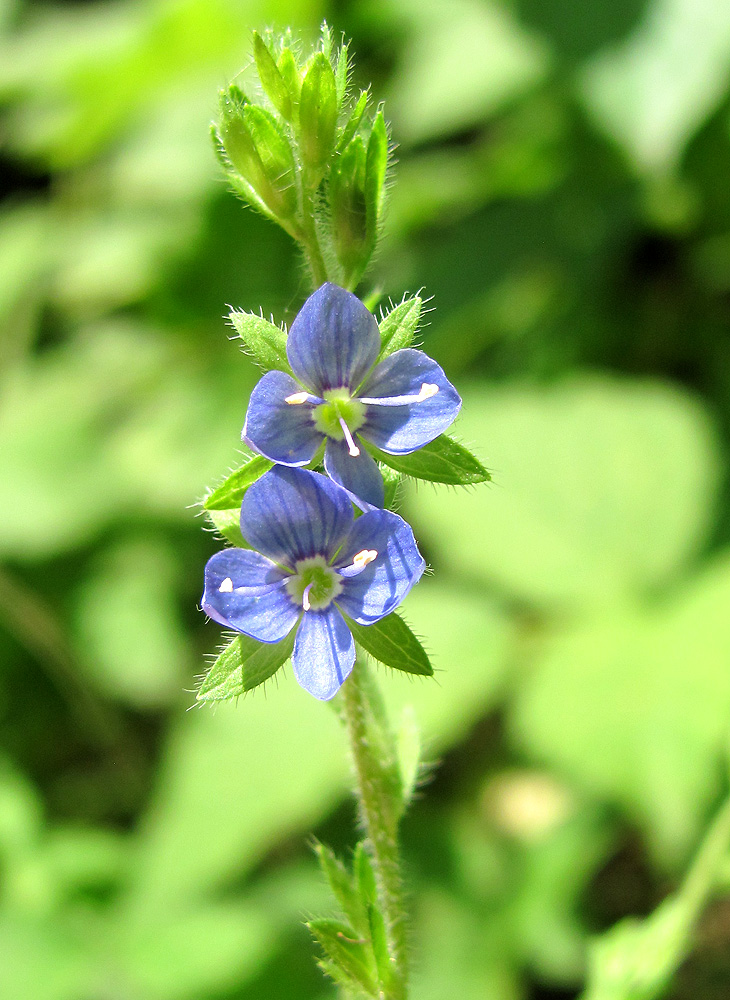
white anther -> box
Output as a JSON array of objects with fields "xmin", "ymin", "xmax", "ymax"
[
  {"xmin": 417, "ymin": 382, "xmax": 439, "ymax": 400},
  {"xmin": 219, "ymin": 577, "xmax": 234, "ymax": 593},
  {"xmin": 352, "ymin": 549, "xmax": 378, "ymax": 569},
  {"xmin": 338, "ymin": 416, "xmax": 361, "ymax": 457},
  {"xmin": 285, "ymin": 391, "xmax": 310, "ymax": 404}
]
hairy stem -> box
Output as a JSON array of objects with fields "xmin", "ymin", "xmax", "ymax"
[{"xmin": 341, "ymin": 658, "xmax": 408, "ymax": 1000}]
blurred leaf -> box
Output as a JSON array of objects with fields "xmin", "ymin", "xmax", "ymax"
[
  {"xmin": 72, "ymin": 538, "xmax": 189, "ymax": 708},
  {"xmin": 383, "ymin": 0, "xmax": 550, "ymax": 145},
  {"xmin": 314, "ymin": 842, "xmax": 370, "ymax": 938},
  {"xmin": 307, "ymin": 918, "xmax": 378, "ymax": 996},
  {"xmin": 511, "ymin": 552, "xmax": 730, "ymax": 862},
  {"xmin": 396, "ymin": 705, "xmax": 421, "ymax": 808},
  {"xmin": 410, "ymin": 378, "xmax": 720, "ymax": 610},
  {"xmin": 580, "ymin": 0, "xmax": 730, "ymax": 172}
]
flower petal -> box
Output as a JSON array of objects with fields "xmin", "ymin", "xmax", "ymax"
[
  {"xmin": 243, "ymin": 370, "xmax": 323, "ymax": 466},
  {"xmin": 292, "ymin": 606, "xmax": 355, "ymax": 700},
  {"xmin": 287, "ymin": 283, "xmax": 380, "ymax": 395},
  {"xmin": 324, "ymin": 438, "xmax": 384, "ymax": 511},
  {"xmin": 241, "ymin": 466, "xmax": 354, "ymax": 566},
  {"xmin": 359, "ymin": 348, "xmax": 461, "ymax": 454},
  {"xmin": 335, "ymin": 510, "xmax": 425, "ymax": 624},
  {"xmin": 202, "ymin": 549, "xmax": 299, "ymax": 642}
]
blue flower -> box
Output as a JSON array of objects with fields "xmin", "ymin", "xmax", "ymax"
[
  {"xmin": 243, "ymin": 283, "xmax": 461, "ymax": 508},
  {"xmin": 202, "ymin": 465, "xmax": 425, "ymax": 700}
]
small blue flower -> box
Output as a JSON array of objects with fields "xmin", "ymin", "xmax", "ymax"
[
  {"xmin": 243, "ymin": 283, "xmax": 461, "ymax": 508},
  {"xmin": 202, "ymin": 465, "xmax": 425, "ymax": 700}
]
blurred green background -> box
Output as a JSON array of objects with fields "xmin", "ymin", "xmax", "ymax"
[{"xmin": 2, "ymin": 0, "xmax": 730, "ymax": 997}]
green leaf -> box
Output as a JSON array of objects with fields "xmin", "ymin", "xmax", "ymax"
[
  {"xmin": 366, "ymin": 434, "xmax": 490, "ymax": 486},
  {"xmin": 365, "ymin": 110, "xmax": 388, "ymax": 237},
  {"xmin": 345, "ymin": 612, "xmax": 433, "ymax": 677},
  {"xmin": 382, "ymin": 465, "xmax": 401, "ymax": 510},
  {"xmin": 227, "ymin": 310, "xmax": 291, "ymax": 374},
  {"xmin": 354, "ymin": 844, "xmax": 378, "ymax": 909},
  {"xmin": 197, "ymin": 632, "xmax": 295, "ymax": 702},
  {"xmin": 334, "ymin": 39, "xmax": 350, "ymax": 105},
  {"xmin": 307, "ymin": 918, "xmax": 378, "ymax": 997},
  {"xmin": 253, "ymin": 32, "xmax": 292, "ymax": 121},
  {"xmin": 377, "ymin": 295, "xmax": 422, "ymax": 360},
  {"xmin": 203, "ymin": 455, "xmax": 273, "ymax": 511},
  {"xmin": 204, "ymin": 508, "xmax": 247, "ymax": 548},
  {"xmin": 241, "ymin": 105, "xmax": 298, "ymax": 220},
  {"xmin": 313, "ymin": 843, "xmax": 369, "ymax": 938},
  {"xmin": 277, "ymin": 48, "xmax": 301, "ymax": 104},
  {"xmin": 299, "ymin": 52, "xmax": 338, "ymax": 169},
  {"xmin": 367, "ymin": 903, "xmax": 392, "ymax": 993}
]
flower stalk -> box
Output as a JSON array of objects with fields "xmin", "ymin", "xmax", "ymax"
[{"xmin": 341, "ymin": 656, "xmax": 409, "ymax": 1000}]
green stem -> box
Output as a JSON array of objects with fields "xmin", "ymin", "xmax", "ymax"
[{"xmin": 341, "ymin": 659, "xmax": 408, "ymax": 1000}]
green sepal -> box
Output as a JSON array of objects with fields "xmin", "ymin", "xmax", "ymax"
[
  {"xmin": 337, "ymin": 91, "xmax": 368, "ymax": 152},
  {"xmin": 277, "ymin": 48, "xmax": 301, "ymax": 104},
  {"xmin": 377, "ymin": 295, "xmax": 421, "ymax": 360},
  {"xmin": 253, "ymin": 32, "xmax": 292, "ymax": 120},
  {"xmin": 313, "ymin": 842, "xmax": 369, "ymax": 938},
  {"xmin": 365, "ymin": 111, "xmax": 388, "ymax": 242},
  {"xmin": 382, "ymin": 466, "xmax": 401, "ymax": 510},
  {"xmin": 241, "ymin": 105, "xmax": 298, "ymax": 220},
  {"xmin": 307, "ymin": 918, "xmax": 378, "ymax": 997},
  {"xmin": 334, "ymin": 39, "xmax": 350, "ymax": 105},
  {"xmin": 365, "ymin": 434, "xmax": 490, "ymax": 486},
  {"xmin": 203, "ymin": 455, "xmax": 273, "ymax": 511},
  {"xmin": 299, "ymin": 52, "xmax": 338, "ymax": 170},
  {"xmin": 330, "ymin": 136, "xmax": 367, "ymax": 277},
  {"xmin": 228, "ymin": 310, "xmax": 292, "ymax": 374},
  {"xmin": 344, "ymin": 612, "xmax": 433, "ymax": 677},
  {"xmin": 205, "ymin": 508, "xmax": 248, "ymax": 547},
  {"xmin": 197, "ymin": 631, "xmax": 295, "ymax": 701}
]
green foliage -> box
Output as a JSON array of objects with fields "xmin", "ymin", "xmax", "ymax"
[
  {"xmin": 377, "ymin": 295, "xmax": 422, "ymax": 360},
  {"xmin": 203, "ymin": 454, "xmax": 273, "ymax": 511},
  {"xmin": 367, "ymin": 434, "xmax": 490, "ymax": 486},
  {"xmin": 227, "ymin": 309, "xmax": 292, "ymax": 373},
  {"xmin": 345, "ymin": 612, "xmax": 433, "ymax": 676},
  {"xmin": 197, "ymin": 632, "xmax": 296, "ymax": 701}
]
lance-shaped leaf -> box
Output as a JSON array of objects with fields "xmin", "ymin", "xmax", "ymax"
[
  {"xmin": 344, "ymin": 612, "xmax": 433, "ymax": 676},
  {"xmin": 378, "ymin": 295, "xmax": 422, "ymax": 360},
  {"xmin": 228, "ymin": 310, "xmax": 291, "ymax": 374},
  {"xmin": 299, "ymin": 52, "xmax": 338, "ymax": 169},
  {"xmin": 197, "ymin": 632, "xmax": 295, "ymax": 701},
  {"xmin": 314, "ymin": 842, "xmax": 370, "ymax": 938},
  {"xmin": 203, "ymin": 455, "xmax": 273, "ymax": 511},
  {"xmin": 365, "ymin": 434, "xmax": 490, "ymax": 486},
  {"xmin": 253, "ymin": 31, "xmax": 292, "ymax": 120},
  {"xmin": 307, "ymin": 918, "xmax": 378, "ymax": 997}
]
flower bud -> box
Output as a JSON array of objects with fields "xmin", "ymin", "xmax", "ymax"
[
  {"xmin": 330, "ymin": 136, "xmax": 368, "ymax": 278},
  {"xmin": 298, "ymin": 52, "xmax": 338, "ymax": 172},
  {"xmin": 216, "ymin": 88, "xmax": 298, "ymax": 222},
  {"xmin": 253, "ymin": 31, "xmax": 293, "ymax": 121}
]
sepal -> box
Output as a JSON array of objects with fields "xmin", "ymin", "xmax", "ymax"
[
  {"xmin": 299, "ymin": 52, "xmax": 338, "ymax": 171},
  {"xmin": 252, "ymin": 31, "xmax": 293, "ymax": 120},
  {"xmin": 377, "ymin": 295, "xmax": 422, "ymax": 360},
  {"xmin": 313, "ymin": 842, "xmax": 370, "ymax": 938},
  {"xmin": 203, "ymin": 454, "xmax": 273, "ymax": 511},
  {"xmin": 343, "ymin": 612, "xmax": 433, "ymax": 676},
  {"xmin": 366, "ymin": 434, "xmax": 490, "ymax": 485},
  {"xmin": 197, "ymin": 631, "xmax": 295, "ymax": 701},
  {"xmin": 227, "ymin": 310, "xmax": 292, "ymax": 374},
  {"xmin": 330, "ymin": 136, "xmax": 368, "ymax": 279}
]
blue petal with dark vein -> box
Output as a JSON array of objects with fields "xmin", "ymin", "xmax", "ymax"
[
  {"xmin": 292, "ymin": 606, "xmax": 355, "ymax": 700},
  {"xmin": 242, "ymin": 370, "xmax": 322, "ymax": 465},
  {"xmin": 287, "ymin": 283, "xmax": 380, "ymax": 395},
  {"xmin": 324, "ymin": 438, "xmax": 384, "ymax": 511},
  {"xmin": 335, "ymin": 509, "xmax": 425, "ymax": 624},
  {"xmin": 202, "ymin": 549, "xmax": 299, "ymax": 642},
  {"xmin": 359, "ymin": 348, "xmax": 461, "ymax": 454},
  {"xmin": 241, "ymin": 466, "xmax": 354, "ymax": 566}
]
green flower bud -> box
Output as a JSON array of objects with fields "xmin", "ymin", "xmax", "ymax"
[
  {"xmin": 277, "ymin": 48, "xmax": 301, "ymax": 105},
  {"xmin": 365, "ymin": 110, "xmax": 388, "ymax": 242},
  {"xmin": 299, "ymin": 52, "xmax": 338, "ymax": 172},
  {"xmin": 330, "ymin": 136, "xmax": 368, "ymax": 278},
  {"xmin": 253, "ymin": 31, "xmax": 292, "ymax": 121},
  {"xmin": 216, "ymin": 88, "xmax": 298, "ymax": 223}
]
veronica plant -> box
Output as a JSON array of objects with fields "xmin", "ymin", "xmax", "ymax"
[{"xmin": 198, "ymin": 25, "xmax": 489, "ymax": 1000}]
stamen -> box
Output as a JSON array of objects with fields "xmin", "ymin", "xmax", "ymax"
[
  {"xmin": 338, "ymin": 416, "xmax": 361, "ymax": 457},
  {"xmin": 219, "ymin": 577, "xmax": 234, "ymax": 593},
  {"xmin": 352, "ymin": 548, "xmax": 378, "ymax": 569},
  {"xmin": 285, "ymin": 391, "xmax": 310, "ymax": 405},
  {"xmin": 358, "ymin": 382, "xmax": 440, "ymax": 406},
  {"xmin": 302, "ymin": 581, "xmax": 313, "ymax": 611}
]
